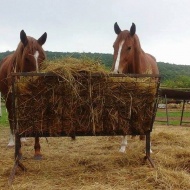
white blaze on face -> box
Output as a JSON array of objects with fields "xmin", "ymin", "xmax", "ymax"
[
  {"xmin": 34, "ymin": 51, "xmax": 39, "ymax": 72},
  {"xmin": 113, "ymin": 40, "xmax": 125, "ymax": 74}
]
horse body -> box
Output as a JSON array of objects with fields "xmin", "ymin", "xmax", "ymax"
[
  {"xmin": 0, "ymin": 55, "xmax": 13, "ymax": 95},
  {"xmin": 0, "ymin": 30, "xmax": 47, "ymax": 159},
  {"xmin": 112, "ymin": 22, "xmax": 159, "ymax": 153}
]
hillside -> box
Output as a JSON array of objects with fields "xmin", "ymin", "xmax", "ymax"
[{"xmin": 1, "ymin": 51, "xmax": 190, "ymax": 83}]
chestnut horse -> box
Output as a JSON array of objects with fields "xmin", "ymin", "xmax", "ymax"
[
  {"xmin": 0, "ymin": 30, "xmax": 47, "ymax": 159},
  {"xmin": 112, "ymin": 22, "xmax": 159, "ymax": 153}
]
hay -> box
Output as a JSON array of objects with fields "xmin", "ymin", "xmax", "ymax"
[
  {"xmin": 14, "ymin": 57, "xmax": 159, "ymax": 137},
  {"xmin": 1, "ymin": 125, "xmax": 190, "ymax": 189}
]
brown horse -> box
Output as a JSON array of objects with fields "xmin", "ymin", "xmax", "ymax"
[
  {"xmin": 0, "ymin": 30, "xmax": 47, "ymax": 159},
  {"xmin": 112, "ymin": 22, "xmax": 159, "ymax": 153}
]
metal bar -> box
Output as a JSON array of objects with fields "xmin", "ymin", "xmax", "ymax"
[
  {"xmin": 146, "ymin": 156, "xmax": 155, "ymax": 168},
  {"xmin": 149, "ymin": 77, "xmax": 161, "ymax": 132},
  {"xmin": 8, "ymin": 159, "xmax": 18, "ymax": 185},
  {"xmin": 10, "ymin": 79, "xmax": 27, "ymax": 186},
  {"xmin": 14, "ymin": 133, "xmax": 21, "ymax": 160},
  {"xmin": 12, "ymin": 75, "xmax": 24, "ymax": 165},
  {"xmin": 11, "ymin": 72, "xmax": 161, "ymax": 78},
  {"xmin": 11, "ymin": 75, "xmax": 16, "ymax": 135},
  {"xmin": 9, "ymin": 155, "xmax": 27, "ymax": 185},
  {"xmin": 180, "ymin": 100, "xmax": 186, "ymax": 126},
  {"xmin": 165, "ymin": 95, "xmax": 169, "ymax": 125},
  {"xmin": 9, "ymin": 133, "xmax": 27, "ymax": 185},
  {"xmin": 17, "ymin": 132, "xmax": 144, "ymax": 138},
  {"xmin": 146, "ymin": 133, "xmax": 150, "ymax": 158},
  {"xmin": 144, "ymin": 133, "xmax": 155, "ymax": 167}
]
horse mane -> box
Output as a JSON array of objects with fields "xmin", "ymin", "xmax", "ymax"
[
  {"xmin": 146, "ymin": 53, "xmax": 156, "ymax": 61},
  {"xmin": 133, "ymin": 35, "xmax": 142, "ymax": 73}
]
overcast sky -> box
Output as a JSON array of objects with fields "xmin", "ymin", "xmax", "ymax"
[{"xmin": 1, "ymin": 0, "xmax": 190, "ymax": 65}]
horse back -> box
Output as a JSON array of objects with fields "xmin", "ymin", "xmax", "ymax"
[
  {"xmin": 140, "ymin": 53, "xmax": 159, "ymax": 75},
  {"xmin": 0, "ymin": 54, "xmax": 15, "ymax": 95}
]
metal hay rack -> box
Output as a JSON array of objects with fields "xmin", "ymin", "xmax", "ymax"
[{"xmin": 11, "ymin": 72, "xmax": 160, "ymax": 175}]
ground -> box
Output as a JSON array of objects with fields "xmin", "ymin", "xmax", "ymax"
[{"xmin": 0, "ymin": 124, "xmax": 190, "ymax": 190}]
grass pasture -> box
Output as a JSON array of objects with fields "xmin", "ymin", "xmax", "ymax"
[
  {"xmin": 0, "ymin": 122, "xmax": 190, "ymax": 189},
  {"xmin": 0, "ymin": 104, "xmax": 8, "ymax": 126},
  {"xmin": 155, "ymin": 103, "xmax": 190, "ymax": 126}
]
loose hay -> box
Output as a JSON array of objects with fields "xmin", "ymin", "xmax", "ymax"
[
  {"xmin": 13, "ymin": 57, "xmax": 159, "ymax": 137},
  {"xmin": 1, "ymin": 125, "xmax": 190, "ymax": 190}
]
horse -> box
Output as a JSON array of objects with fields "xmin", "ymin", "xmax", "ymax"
[
  {"xmin": 112, "ymin": 22, "xmax": 159, "ymax": 153},
  {"xmin": 0, "ymin": 30, "xmax": 47, "ymax": 159}
]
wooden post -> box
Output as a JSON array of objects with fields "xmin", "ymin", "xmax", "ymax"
[
  {"xmin": 180, "ymin": 100, "xmax": 185, "ymax": 126},
  {"xmin": 165, "ymin": 95, "xmax": 169, "ymax": 125}
]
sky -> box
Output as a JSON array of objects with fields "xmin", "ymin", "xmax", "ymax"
[{"xmin": 1, "ymin": 0, "xmax": 190, "ymax": 65}]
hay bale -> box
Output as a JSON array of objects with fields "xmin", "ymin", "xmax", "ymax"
[{"xmin": 14, "ymin": 57, "xmax": 158, "ymax": 137}]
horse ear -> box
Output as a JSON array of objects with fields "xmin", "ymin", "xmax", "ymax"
[
  {"xmin": 130, "ymin": 23, "xmax": 136, "ymax": 36},
  {"xmin": 38, "ymin": 32, "xmax": 47, "ymax": 46},
  {"xmin": 114, "ymin": 22, "xmax": 121, "ymax": 35},
  {"xmin": 20, "ymin": 30, "xmax": 28, "ymax": 46}
]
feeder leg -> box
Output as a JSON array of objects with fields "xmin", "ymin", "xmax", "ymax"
[
  {"xmin": 15, "ymin": 134, "xmax": 23, "ymax": 160},
  {"xmin": 9, "ymin": 134, "xmax": 26, "ymax": 185},
  {"xmin": 144, "ymin": 133, "xmax": 155, "ymax": 167},
  {"xmin": 34, "ymin": 137, "xmax": 42, "ymax": 160}
]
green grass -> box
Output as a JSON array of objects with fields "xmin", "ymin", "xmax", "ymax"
[
  {"xmin": 156, "ymin": 111, "xmax": 190, "ymax": 117},
  {"xmin": 155, "ymin": 108, "xmax": 190, "ymax": 125},
  {"xmin": 0, "ymin": 104, "xmax": 8, "ymax": 127},
  {"xmin": 155, "ymin": 119, "xmax": 181, "ymax": 126}
]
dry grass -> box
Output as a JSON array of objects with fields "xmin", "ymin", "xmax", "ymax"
[{"xmin": 0, "ymin": 124, "xmax": 190, "ymax": 190}]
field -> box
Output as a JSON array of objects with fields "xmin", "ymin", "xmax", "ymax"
[
  {"xmin": 0, "ymin": 105, "xmax": 190, "ymax": 190},
  {"xmin": 155, "ymin": 103, "xmax": 190, "ymax": 126}
]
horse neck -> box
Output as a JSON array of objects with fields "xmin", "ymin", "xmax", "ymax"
[
  {"xmin": 5, "ymin": 53, "xmax": 17, "ymax": 73},
  {"xmin": 132, "ymin": 38, "xmax": 142, "ymax": 74}
]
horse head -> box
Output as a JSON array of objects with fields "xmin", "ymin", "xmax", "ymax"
[
  {"xmin": 112, "ymin": 22, "xmax": 141, "ymax": 74},
  {"xmin": 16, "ymin": 30, "xmax": 47, "ymax": 72}
]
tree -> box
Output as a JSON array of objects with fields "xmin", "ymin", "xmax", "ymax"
[{"xmin": 163, "ymin": 75, "xmax": 190, "ymax": 88}]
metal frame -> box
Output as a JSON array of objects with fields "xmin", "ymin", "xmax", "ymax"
[{"xmin": 157, "ymin": 88, "xmax": 190, "ymax": 125}]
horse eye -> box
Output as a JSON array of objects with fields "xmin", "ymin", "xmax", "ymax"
[{"xmin": 127, "ymin": 46, "xmax": 131, "ymax": 51}]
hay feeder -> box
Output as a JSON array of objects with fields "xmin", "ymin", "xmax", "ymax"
[{"xmin": 10, "ymin": 70, "xmax": 160, "ymax": 177}]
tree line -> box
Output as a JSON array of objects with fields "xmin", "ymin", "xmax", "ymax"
[{"xmin": 1, "ymin": 51, "xmax": 190, "ymax": 87}]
